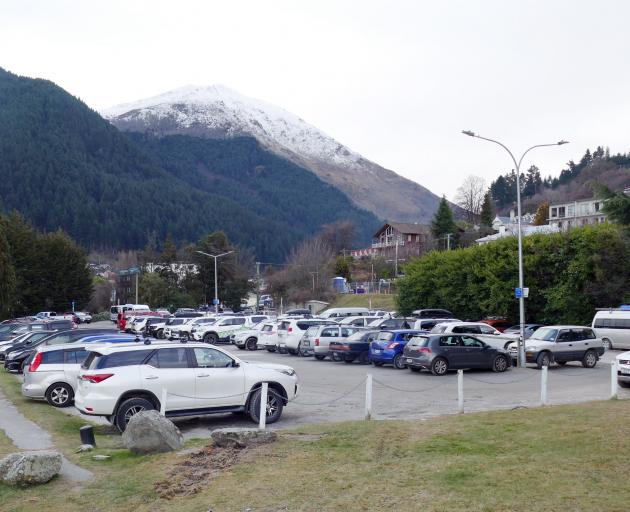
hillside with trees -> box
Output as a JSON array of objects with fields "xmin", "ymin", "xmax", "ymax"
[
  {"xmin": 0, "ymin": 68, "xmax": 379, "ymax": 262},
  {"xmin": 489, "ymin": 147, "xmax": 630, "ymax": 214}
]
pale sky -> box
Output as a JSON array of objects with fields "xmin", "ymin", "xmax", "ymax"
[{"xmin": 3, "ymin": 0, "xmax": 630, "ymax": 200}]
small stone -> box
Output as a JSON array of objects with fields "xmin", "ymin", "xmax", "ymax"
[
  {"xmin": 75, "ymin": 444, "xmax": 94, "ymax": 453},
  {"xmin": 211, "ymin": 428, "xmax": 277, "ymax": 448},
  {"xmin": 0, "ymin": 451, "xmax": 62, "ymax": 486}
]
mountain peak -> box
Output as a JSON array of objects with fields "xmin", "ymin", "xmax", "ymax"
[{"xmin": 103, "ymin": 85, "xmax": 442, "ymax": 223}]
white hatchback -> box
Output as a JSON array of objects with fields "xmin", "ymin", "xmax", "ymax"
[{"xmin": 74, "ymin": 342, "xmax": 299, "ymax": 432}]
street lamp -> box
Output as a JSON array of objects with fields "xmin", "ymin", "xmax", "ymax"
[
  {"xmin": 196, "ymin": 250, "xmax": 234, "ymax": 313},
  {"xmin": 462, "ymin": 131, "xmax": 568, "ymax": 368}
]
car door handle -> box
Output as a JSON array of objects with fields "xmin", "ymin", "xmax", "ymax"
[
  {"xmin": 584, "ymin": 343, "xmax": 589, "ymax": 346},
  {"xmin": 568, "ymin": 344, "xmax": 572, "ymax": 347},
  {"xmin": 197, "ymin": 374, "xmax": 210, "ymax": 378},
  {"xmin": 145, "ymin": 376, "xmax": 159, "ymax": 380}
]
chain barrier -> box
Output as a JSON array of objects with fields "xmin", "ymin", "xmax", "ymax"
[
  {"xmin": 372, "ymin": 377, "xmax": 451, "ymax": 393},
  {"xmin": 464, "ymin": 371, "xmax": 539, "ymax": 385},
  {"xmin": 290, "ymin": 377, "xmax": 367, "ymax": 406}
]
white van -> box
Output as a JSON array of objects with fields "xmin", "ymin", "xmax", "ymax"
[
  {"xmin": 109, "ymin": 304, "xmax": 150, "ymax": 322},
  {"xmin": 318, "ymin": 307, "xmax": 370, "ymax": 319},
  {"xmin": 592, "ymin": 308, "xmax": 630, "ymax": 350}
]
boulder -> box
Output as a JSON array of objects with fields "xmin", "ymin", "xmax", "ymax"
[
  {"xmin": 0, "ymin": 451, "xmax": 62, "ymax": 486},
  {"xmin": 122, "ymin": 410, "xmax": 184, "ymax": 454},
  {"xmin": 211, "ymin": 428, "xmax": 277, "ymax": 448}
]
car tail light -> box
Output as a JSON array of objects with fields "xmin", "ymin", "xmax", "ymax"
[
  {"xmin": 288, "ymin": 327, "xmax": 293, "ymax": 333},
  {"xmin": 82, "ymin": 374, "xmax": 114, "ymax": 383},
  {"xmin": 29, "ymin": 352, "xmax": 42, "ymax": 372},
  {"xmin": 419, "ymin": 347, "xmax": 432, "ymax": 354},
  {"xmin": 315, "ymin": 338, "xmax": 320, "ymax": 346},
  {"xmin": 386, "ymin": 342, "xmax": 400, "ymax": 349}
]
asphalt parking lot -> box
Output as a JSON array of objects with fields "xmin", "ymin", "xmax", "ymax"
[{"xmin": 70, "ymin": 321, "xmax": 629, "ymax": 438}]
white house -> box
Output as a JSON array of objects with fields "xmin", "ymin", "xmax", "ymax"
[{"xmin": 548, "ymin": 197, "xmax": 607, "ymax": 231}]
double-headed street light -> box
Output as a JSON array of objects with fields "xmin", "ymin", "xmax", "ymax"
[
  {"xmin": 196, "ymin": 250, "xmax": 234, "ymax": 313},
  {"xmin": 462, "ymin": 131, "xmax": 569, "ymax": 367}
]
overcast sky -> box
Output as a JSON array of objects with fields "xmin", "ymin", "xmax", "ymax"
[{"xmin": 3, "ymin": 0, "xmax": 630, "ymax": 199}]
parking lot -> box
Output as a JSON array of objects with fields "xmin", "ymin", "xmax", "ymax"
[{"xmin": 69, "ymin": 322, "xmax": 629, "ymax": 438}]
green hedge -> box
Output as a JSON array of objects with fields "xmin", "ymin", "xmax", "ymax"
[{"xmin": 396, "ymin": 224, "xmax": 630, "ymax": 325}]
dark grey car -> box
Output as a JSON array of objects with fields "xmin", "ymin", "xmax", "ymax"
[{"xmin": 402, "ymin": 334, "xmax": 510, "ymax": 375}]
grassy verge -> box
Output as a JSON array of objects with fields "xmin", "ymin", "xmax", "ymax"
[
  {"xmin": 1, "ymin": 369, "xmax": 630, "ymax": 511},
  {"xmin": 330, "ymin": 293, "xmax": 397, "ymax": 311}
]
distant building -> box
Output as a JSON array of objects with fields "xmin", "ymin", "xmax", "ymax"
[
  {"xmin": 350, "ymin": 222, "xmax": 432, "ymax": 259},
  {"xmin": 548, "ymin": 198, "xmax": 607, "ymax": 231},
  {"xmin": 476, "ymin": 210, "xmax": 558, "ymax": 245},
  {"xmin": 145, "ymin": 262, "xmax": 199, "ymax": 283}
]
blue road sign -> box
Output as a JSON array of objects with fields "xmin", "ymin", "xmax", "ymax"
[
  {"xmin": 212, "ymin": 298, "xmax": 220, "ymax": 305},
  {"xmin": 515, "ymin": 288, "xmax": 522, "ymax": 298}
]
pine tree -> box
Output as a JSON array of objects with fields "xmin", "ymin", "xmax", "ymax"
[
  {"xmin": 0, "ymin": 221, "xmax": 16, "ymax": 319},
  {"xmin": 479, "ymin": 192, "xmax": 494, "ymax": 227},
  {"xmin": 431, "ymin": 197, "xmax": 458, "ymax": 249}
]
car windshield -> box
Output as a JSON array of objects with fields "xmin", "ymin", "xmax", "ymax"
[
  {"xmin": 377, "ymin": 332, "xmax": 394, "ymax": 341},
  {"xmin": 531, "ymin": 328, "xmax": 557, "ymax": 341},
  {"xmin": 346, "ymin": 331, "xmax": 373, "ymax": 342},
  {"xmin": 408, "ymin": 336, "xmax": 429, "ymax": 347}
]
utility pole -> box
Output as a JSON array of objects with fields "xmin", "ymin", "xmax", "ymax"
[
  {"xmin": 446, "ymin": 233, "xmax": 452, "ymax": 251},
  {"xmin": 135, "ymin": 272, "xmax": 139, "ymax": 304},
  {"xmin": 196, "ymin": 250, "xmax": 234, "ymax": 314},
  {"xmin": 255, "ymin": 261, "xmax": 261, "ymax": 312},
  {"xmin": 394, "ymin": 238, "xmax": 399, "ymax": 277}
]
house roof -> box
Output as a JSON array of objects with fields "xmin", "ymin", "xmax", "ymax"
[{"xmin": 374, "ymin": 222, "xmax": 432, "ymax": 237}]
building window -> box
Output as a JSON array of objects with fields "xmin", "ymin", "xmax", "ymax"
[
  {"xmin": 407, "ymin": 234, "xmax": 412, "ymax": 242},
  {"xmin": 595, "ymin": 202, "xmax": 600, "ymax": 212},
  {"xmin": 551, "ymin": 207, "xmax": 557, "ymax": 218},
  {"xmin": 558, "ymin": 206, "xmax": 566, "ymax": 218},
  {"xmin": 416, "ymin": 234, "xmax": 420, "ymax": 242},
  {"xmin": 567, "ymin": 205, "xmax": 575, "ymax": 217}
]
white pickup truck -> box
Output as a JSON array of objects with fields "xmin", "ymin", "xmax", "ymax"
[{"xmin": 36, "ymin": 312, "xmax": 76, "ymax": 321}]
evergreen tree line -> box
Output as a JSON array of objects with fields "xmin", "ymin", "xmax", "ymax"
[
  {"xmin": 489, "ymin": 146, "xmax": 630, "ymax": 209},
  {"xmin": 396, "ymin": 224, "xmax": 630, "ymax": 324},
  {"xmin": 0, "ymin": 213, "xmax": 93, "ymax": 319}
]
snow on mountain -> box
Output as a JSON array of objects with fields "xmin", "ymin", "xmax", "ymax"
[{"xmin": 102, "ymin": 85, "xmax": 442, "ymax": 223}]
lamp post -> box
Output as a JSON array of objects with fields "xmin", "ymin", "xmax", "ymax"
[
  {"xmin": 462, "ymin": 131, "xmax": 568, "ymax": 367},
  {"xmin": 196, "ymin": 250, "xmax": 234, "ymax": 313}
]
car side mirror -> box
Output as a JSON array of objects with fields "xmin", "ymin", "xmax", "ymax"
[{"xmin": 232, "ymin": 360, "xmax": 240, "ymax": 368}]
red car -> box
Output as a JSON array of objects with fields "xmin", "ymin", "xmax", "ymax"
[{"xmin": 480, "ymin": 318, "xmax": 512, "ymax": 333}]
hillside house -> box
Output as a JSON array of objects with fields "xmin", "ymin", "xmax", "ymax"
[{"xmin": 350, "ymin": 222, "xmax": 432, "ymax": 259}]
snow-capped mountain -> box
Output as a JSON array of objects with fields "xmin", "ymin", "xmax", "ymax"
[{"xmin": 103, "ymin": 85, "xmax": 442, "ymax": 223}]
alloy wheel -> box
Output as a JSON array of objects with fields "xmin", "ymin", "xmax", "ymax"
[
  {"xmin": 51, "ymin": 387, "xmax": 69, "ymax": 405},
  {"xmin": 124, "ymin": 405, "xmax": 146, "ymax": 424}
]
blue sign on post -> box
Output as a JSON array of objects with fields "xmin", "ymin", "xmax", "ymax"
[
  {"xmin": 515, "ymin": 288, "xmax": 522, "ymax": 298},
  {"xmin": 212, "ymin": 299, "xmax": 220, "ymax": 305}
]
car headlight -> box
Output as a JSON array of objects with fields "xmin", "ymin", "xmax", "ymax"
[
  {"xmin": 276, "ymin": 368, "xmax": 296, "ymax": 377},
  {"xmin": 7, "ymin": 352, "xmax": 19, "ymax": 360}
]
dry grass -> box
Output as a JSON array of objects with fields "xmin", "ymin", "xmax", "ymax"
[
  {"xmin": 330, "ymin": 293, "xmax": 397, "ymax": 311},
  {"xmin": 1, "ymin": 368, "xmax": 630, "ymax": 512}
]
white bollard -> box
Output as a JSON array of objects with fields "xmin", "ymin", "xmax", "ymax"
[
  {"xmin": 611, "ymin": 361, "xmax": 618, "ymax": 399},
  {"xmin": 365, "ymin": 374, "xmax": 373, "ymax": 420},
  {"xmin": 160, "ymin": 387, "xmax": 167, "ymax": 416},
  {"xmin": 540, "ymin": 365, "xmax": 548, "ymax": 406},
  {"xmin": 259, "ymin": 382, "xmax": 269, "ymax": 429},
  {"xmin": 457, "ymin": 370, "xmax": 464, "ymax": 413}
]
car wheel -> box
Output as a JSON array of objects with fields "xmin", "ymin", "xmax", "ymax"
[
  {"xmin": 236, "ymin": 345, "xmax": 246, "ymax": 350},
  {"xmin": 393, "ymin": 353, "xmax": 406, "ymax": 370},
  {"xmin": 278, "ymin": 346, "xmax": 288, "ymax": 354},
  {"xmin": 430, "ymin": 357, "xmax": 448, "ymax": 376},
  {"xmin": 157, "ymin": 329, "xmax": 164, "ymax": 339},
  {"xmin": 246, "ymin": 338, "xmax": 257, "ymax": 351},
  {"xmin": 115, "ymin": 397, "xmax": 155, "ymax": 432},
  {"xmin": 287, "ymin": 348, "xmax": 297, "ymax": 356},
  {"xmin": 358, "ymin": 352, "xmax": 370, "ymax": 364},
  {"xmin": 314, "ymin": 354, "xmax": 326, "ymax": 361},
  {"xmin": 204, "ymin": 333, "xmax": 219, "ymax": 344},
  {"xmin": 45, "ymin": 383, "xmax": 74, "ymax": 408},
  {"xmin": 266, "ymin": 346, "xmax": 277, "ymax": 353},
  {"xmin": 248, "ymin": 387, "xmax": 283, "ymax": 424},
  {"xmin": 536, "ymin": 352, "xmax": 551, "ymax": 369},
  {"xmin": 331, "ymin": 352, "xmax": 341, "ymax": 362},
  {"xmin": 582, "ymin": 350, "xmax": 598, "ymax": 368},
  {"xmin": 409, "ymin": 366, "xmax": 421, "ymax": 373},
  {"xmin": 602, "ymin": 338, "xmax": 613, "ymax": 351},
  {"xmin": 492, "ymin": 355, "xmax": 509, "ymax": 373},
  {"xmin": 181, "ymin": 332, "xmax": 189, "ymax": 341}
]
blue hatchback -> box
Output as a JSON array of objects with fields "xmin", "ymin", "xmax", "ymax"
[{"xmin": 369, "ymin": 329, "xmax": 424, "ymax": 369}]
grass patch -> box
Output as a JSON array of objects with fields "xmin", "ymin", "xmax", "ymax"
[
  {"xmin": 330, "ymin": 293, "xmax": 397, "ymax": 311},
  {"xmin": 1, "ymin": 369, "xmax": 630, "ymax": 511}
]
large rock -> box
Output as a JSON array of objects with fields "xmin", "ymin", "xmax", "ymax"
[
  {"xmin": 0, "ymin": 451, "xmax": 62, "ymax": 486},
  {"xmin": 211, "ymin": 428, "xmax": 277, "ymax": 448},
  {"xmin": 122, "ymin": 410, "xmax": 184, "ymax": 454}
]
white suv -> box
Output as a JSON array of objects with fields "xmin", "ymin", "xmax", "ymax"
[
  {"xmin": 277, "ymin": 319, "xmax": 331, "ymax": 355},
  {"xmin": 192, "ymin": 316, "xmax": 251, "ymax": 344},
  {"xmin": 431, "ymin": 321, "xmax": 517, "ymax": 350},
  {"xmin": 75, "ymin": 342, "xmax": 299, "ymax": 432}
]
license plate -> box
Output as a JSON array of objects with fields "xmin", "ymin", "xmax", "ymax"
[
  {"xmin": 406, "ymin": 358, "xmax": 413, "ymax": 363},
  {"xmin": 373, "ymin": 349, "xmax": 381, "ymax": 354},
  {"xmin": 303, "ymin": 341, "xmax": 310, "ymax": 346}
]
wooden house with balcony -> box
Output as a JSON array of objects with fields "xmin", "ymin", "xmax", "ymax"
[{"xmin": 350, "ymin": 222, "xmax": 432, "ymax": 259}]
